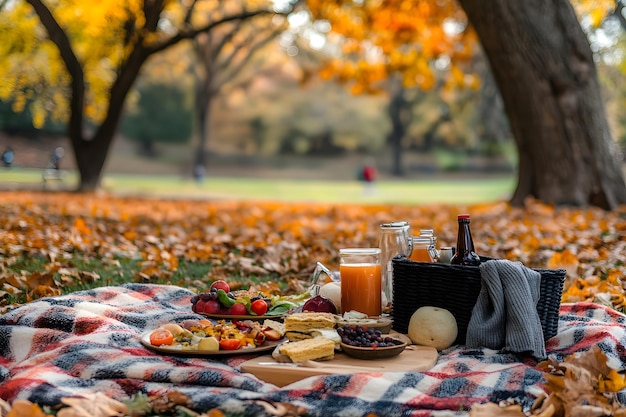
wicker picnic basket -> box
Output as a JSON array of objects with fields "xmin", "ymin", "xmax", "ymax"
[{"xmin": 391, "ymin": 255, "xmax": 566, "ymax": 345}]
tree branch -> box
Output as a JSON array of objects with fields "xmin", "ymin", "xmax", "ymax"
[
  {"xmin": 147, "ymin": 9, "xmax": 275, "ymax": 55},
  {"xmin": 26, "ymin": 0, "xmax": 85, "ymax": 141},
  {"xmin": 214, "ymin": 27, "xmax": 283, "ymax": 92}
]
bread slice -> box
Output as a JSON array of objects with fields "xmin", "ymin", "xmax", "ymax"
[
  {"xmin": 278, "ymin": 337, "xmax": 336, "ymax": 363},
  {"xmin": 284, "ymin": 312, "xmax": 337, "ymax": 333},
  {"xmin": 285, "ymin": 331, "xmax": 312, "ymax": 341}
]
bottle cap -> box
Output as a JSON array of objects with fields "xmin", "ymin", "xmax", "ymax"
[
  {"xmin": 380, "ymin": 221, "xmax": 410, "ymax": 230},
  {"xmin": 458, "ymin": 214, "xmax": 470, "ymax": 219}
]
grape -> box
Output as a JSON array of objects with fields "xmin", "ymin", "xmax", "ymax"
[{"xmin": 339, "ymin": 324, "xmax": 399, "ymax": 348}]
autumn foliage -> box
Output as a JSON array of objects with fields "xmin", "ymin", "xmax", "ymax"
[
  {"xmin": 307, "ymin": 0, "xmax": 479, "ymax": 93},
  {"xmin": 1, "ymin": 191, "xmax": 626, "ymax": 311}
]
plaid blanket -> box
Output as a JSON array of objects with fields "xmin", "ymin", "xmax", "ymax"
[{"xmin": 1, "ymin": 284, "xmax": 625, "ymax": 416}]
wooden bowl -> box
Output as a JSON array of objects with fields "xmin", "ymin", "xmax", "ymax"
[{"xmin": 340, "ymin": 338, "xmax": 407, "ymax": 360}]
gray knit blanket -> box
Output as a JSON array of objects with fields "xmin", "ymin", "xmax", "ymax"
[{"xmin": 466, "ymin": 259, "xmax": 546, "ymax": 359}]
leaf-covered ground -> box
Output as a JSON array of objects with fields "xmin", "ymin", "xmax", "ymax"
[{"xmin": 1, "ymin": 191, "xmax": 625, "ymax": 311}]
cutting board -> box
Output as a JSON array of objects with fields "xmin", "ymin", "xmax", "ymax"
[{"xmin": 241, "ymin": 344, "xmax": 438, "ymax": 387}]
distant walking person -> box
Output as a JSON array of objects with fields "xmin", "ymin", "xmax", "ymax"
[
  {"xmin": 193, "ymin": 163, "xmax": 206, "ymax": 184},
  {"xmin": 360, "ymin": 157, "xmax": 377, "ymax": 195},
  {"xmin": 48, "ymin": 146, "xmax": 65, "ymax": 170},
  {"xmin": 2, "ymin": 147, "xmax": 14, "ymax": 167}
]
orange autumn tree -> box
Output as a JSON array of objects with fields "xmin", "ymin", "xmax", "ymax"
[
  {"xmin": 304, "ymin": 0, "xmax": 478, "ymax": 175},
  {"xmin": 0, "ymin": 0, "xmax": 285, "ymax": 192},
  {"xmin": 307, "ymin": 0, "xmax": 477, "ymax": 93},
  {"xmin": 306, "ymin": 0, "xmax": 626, "ymax": 209}
]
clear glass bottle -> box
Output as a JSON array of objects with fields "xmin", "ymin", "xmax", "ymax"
[
  {"xmin": 419, "ymin": 228, "xmax": 439, "ymax": 261},
  {"xmin": 450, "ymin": 214, "xmax": 481, "ymax": 266},
  {"xmin": 378, "ymin": 221, "xmax": 411, "ymax": 312},
  {"xmin": 408, "ymin": 236, "xmax": 435, "ymax": 262}
]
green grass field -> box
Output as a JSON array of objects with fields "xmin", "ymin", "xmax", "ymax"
[{"xmin": 0, "ymin": 167, "xmax": 516, "ymax": 205}]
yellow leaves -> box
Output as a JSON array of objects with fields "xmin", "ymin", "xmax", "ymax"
[
  {"xmin": 532, "ymin": 346, "xmax": 626, "ymax": 416},
  {"xmin": 5, "ymin": 399, "xmax": 48, "ymax": 417},
  {"xmin": 74, "ymin": 217, "xmax": 93, "ymax": 236},
  {"xmin": 599, "ymin": 368, "xmax": 626, "ymax": 392},
  {"xmin": 309, "ymin": 0, "xmax": 477, "ymax": 94},
  {"xmin": 547, "ymin": 249, "xmax": 579, "ymax": 275}
]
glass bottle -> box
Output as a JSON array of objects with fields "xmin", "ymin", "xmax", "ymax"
[
  {"xmin": 450, "ymin": 214, "xmax": 481, "ymax": 266},
  {"xmin": 408, "ymin": 236, "xmax": 435, "ymax": 262},
  {"xmin": 419, "ymin": 228, "xmax": 439, "ymax": 261},
  {"xmin": 379, "ymin": 221, "xmax": 411, "ymax": 312}
]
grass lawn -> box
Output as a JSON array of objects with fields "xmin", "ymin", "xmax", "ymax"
[{"xmin": 0, "ymin": 167, "xmax": 516, "ymax": 205}]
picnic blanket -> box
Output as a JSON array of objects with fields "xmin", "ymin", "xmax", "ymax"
[{"xmin": 1, "ymin": 283, "xmax": 625, "ymax": 416}]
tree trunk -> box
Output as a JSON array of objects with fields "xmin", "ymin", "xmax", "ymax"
[
  {"xmin": 72, "ymin": 47, "xmax": 147, "ymax": 192},
  {"xmin": 194, "ymin": 76, "xmax": 213, "ymax": 169},
  {"xmin": 458, "ymin": 0, "xmax": 626, "ymax": 209},
  {"xmin": 387, "ymin": 76, "xmax": 411, "ymax": 176},
  {"xmin": 72, "ymin": 129, "xmax": 115, "ymax": 191}
]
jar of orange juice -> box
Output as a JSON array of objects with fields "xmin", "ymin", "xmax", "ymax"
[
  {"xmin": 339, "ymin": 248, "xmax": 382, "ymax": 316},
  {"xmin": 408, "ymin": 236, "xmax": 435, "ymax": 262}
]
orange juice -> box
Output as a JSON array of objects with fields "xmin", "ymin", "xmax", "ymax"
[
  {"xmin": 340, "ymin": 263, "xmax": 382, "ymax": 316},
  {"xmin": 409, "ymin": 236, "xmax": 435, "ymax": 262},
  {"xmin": 408, "ymin": 248, "xmax": 432, "ymax": 262}
]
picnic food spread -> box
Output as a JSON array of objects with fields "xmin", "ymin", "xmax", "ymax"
[
  {"xmin": 145, "ymin": 318, "xmax": 285, "ymax": 352},
  {"xmin": 142, "ymin": 214, "xmax": 565, "ymax": 390}
]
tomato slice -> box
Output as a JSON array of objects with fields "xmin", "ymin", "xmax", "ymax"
[
  {"xmin": 149, "ymin": 328, "xmax": 174, "ymax": 346},
  {"xmin": 219, "ymin": 338, "xmax": 242, "ymax": 350}
]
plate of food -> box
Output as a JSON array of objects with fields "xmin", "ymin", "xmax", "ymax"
[
  {"xmin": 190, "ymin": 280, "xmax": 306, "ymax": 321},
  {"xmin": 198, "ymin": 313, "xmax": 282, "ymax": 321},
  {"xmin": 140, "ymin": 318, "xmax": 285, "ymax": 356}
]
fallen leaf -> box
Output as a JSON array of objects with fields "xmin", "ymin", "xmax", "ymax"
[{"xmin": 58, "ymin": 393, "xmax": 128, "ymax": 417}]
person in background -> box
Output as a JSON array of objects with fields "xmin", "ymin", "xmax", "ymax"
[
  {"xmin": 2, "ymin": 147, "xmax": 14, "ymax": 167},
  {"xmin": 49, "ymin": 146, "xmax": 65, "ymax": 170},
  {"xmin": 193, "ymin": 164, "xmax": 206, "ymax": 184},
  {"xmin": 360, "ymin": 157, "xmax": 377, "ymax": 195}
]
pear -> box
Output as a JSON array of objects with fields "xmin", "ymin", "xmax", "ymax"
[{"xmin": 198, "ymin": 336, "xmax": 220, "ymax": 351}]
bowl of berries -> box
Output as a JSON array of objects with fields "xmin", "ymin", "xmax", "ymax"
[{"xmin": 337, "ymin": 324, "xmax": 408, "ymax": 360}]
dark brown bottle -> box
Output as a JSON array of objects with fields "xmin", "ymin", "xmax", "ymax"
[{"xmin": 450, "ymin": 214, "xmax": 481, "ymax": 266}]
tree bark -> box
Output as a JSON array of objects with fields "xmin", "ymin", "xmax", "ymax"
[
  {"xmin": 386, "ymin": 75, "xmax": 412, "ymax": 176},
  {"xmin": 458, "ymin": 0, "xmax": 626, "ymax": 209}
]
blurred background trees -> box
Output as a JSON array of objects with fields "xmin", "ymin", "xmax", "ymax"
[{"xmin": 0, "ymin": 0, "xmax": 625, "ymax": 207}]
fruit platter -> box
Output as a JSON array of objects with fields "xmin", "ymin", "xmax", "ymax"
[
  {"xmin": 141, "ymin": 317, "xmax": 286, "ymax": 356},
  {"xmin": 190, "ymin": 279, "xmax": 308, "ymax": 320}
]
